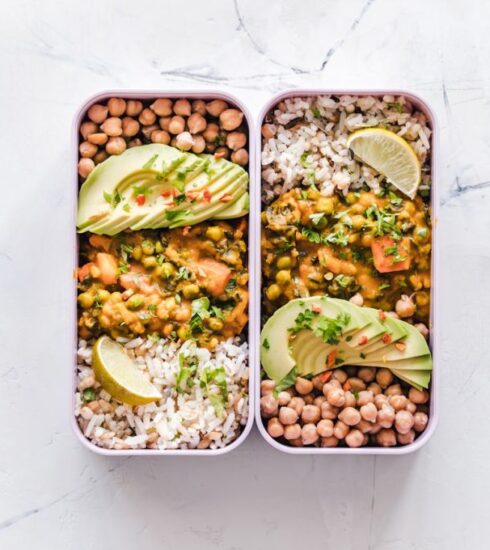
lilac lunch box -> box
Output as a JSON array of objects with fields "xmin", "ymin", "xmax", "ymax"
[
  {"xmin": 253, "ymin": 89, "xmax": 439, "ymax": 455},
  {"xmin": 71, "ymin": 90, "xmax": 257, "ymax": 456}
]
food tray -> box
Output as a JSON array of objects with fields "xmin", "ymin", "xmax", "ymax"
[
  {"xmin": 71, "ymin": 90, "xmax": 257, "ymax": 456},
  {"xmin": 254, "ymin": 89, "xmax": 439, "ymax": 455}
]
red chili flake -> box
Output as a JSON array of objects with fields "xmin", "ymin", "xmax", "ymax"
[
  {"xmin": 203, "ymin": 189, "xmax": 212, "ymax": 202},
  {"xmin": 358, "ymin": 335, "xmax": 368, "ymax": 346},
  {"xmin": 382, "ymin": 333, "xmax": 392, "ymax": 344},
  {"xmin": 343, "ymin": 380, "xmax": 352, "ymax": 391},
  {"xmin": 161, "ymin": 189, "xmax": 172, "ymax": 198},
  {"xmin": 395, "ymin": 342, "xmax": 406, "ymax": 352},
  {"xmin": 319, "ymin": 370, "xmax": 333, "ymax": 384},
  {"xmin": 312, "ymin": 304, "xmax": 322, "ymax": 313},
  {"xmin": 327, "ymin": 350, "xmax": 337, "ymax": 370},
  {"xmin": 220, "ymin": 193, "xmax": 233, "ymax": 203},
  {"xmin": 378, "ymin": 310, "xmax": 386, "ymax": 321},
  {"xmin": 136, "ymin": 194, "xmax": 145, "ymax": 205},
  {"xmin": 214, "ymin": 151, "xmax": 226, "ymax": 159},
  {"xmin": 186, "ymin": 191, "xmax": 198, "ymax": 201}
]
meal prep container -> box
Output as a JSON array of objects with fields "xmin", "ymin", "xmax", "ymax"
[
  {"xmin": 254, "ymin": 89, "xmax": 439, "ymax": 455},
  {"xmin": 72, "ymin": 90, "xmax": 257, "ymax": 456}
]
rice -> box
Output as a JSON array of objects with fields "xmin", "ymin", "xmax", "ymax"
[
  {"xmin": 75, "ymin": 337, "xmax": 249, "ymax": 451},
  {"xmin": 261, "ymin": 94, "xmax": 432, "ymax": 203}
]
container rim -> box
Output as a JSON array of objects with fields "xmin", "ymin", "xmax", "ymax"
[
  {"xmin": 254, "ymin": 88, "xmax": 439, "ymax": 455},
  {"xmin": 71, "ymin": 89, "xmax": 256, "ymax": 456}
]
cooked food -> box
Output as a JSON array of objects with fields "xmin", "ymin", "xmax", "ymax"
[
  {"xmin": 260, "ymin": 94, "xmax": 433, "ymax": 449},
  {"xmin": 78, "ymin": 221, "xmax": 248, "ymax": 348},
  {"xmin": 75, "ymin": 96, "xmax": 250, "ymax": 451},
  {"xmin": 77, "ymin": 144, "xmax": 248, "ymax": 234}
]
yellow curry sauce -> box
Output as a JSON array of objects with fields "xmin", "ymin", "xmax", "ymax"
[
  {"xmin": 78, "ymin": 219, "xmax": 249, "ymax": 348},
  {"xmin": 261, "ymin": 187, "xmax": 431, "ymax": 321}
]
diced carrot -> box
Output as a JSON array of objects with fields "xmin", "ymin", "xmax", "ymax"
[
  {"xmin": 358, "ymin": 335, "xmax": 368, "ymax": 346},
  {"xmin": 88, "ymin": 234, "xmax": 112, "ymax": 252},
  {"xmin": 395, "ymin": 342, "xmax": 406, "ymax": 352},
  {"xmin": 96, "ymin": 253, "xmax": 119, "ymax": 285},
  {"xmin": 78, "ymin": 262, "xmax": 94, "ymax": 282},
  {"xmin": 382, "ymin": 333, "xmax": 392, "ymax": 344},
  {"xmin": 312, "ymin": 304, "xmax": 322, "ymax": 314},
  {"xmin": 319, "ymin": 370, "xmax": 333, "ymax": 384},
  {"xmin": 378, "ymin": 310, "xmax": 386, "ymax": 321},
  {"xmin": 197, "ymin": 258, "xmax": 232, "ymax": 297},
  {"xmin": 343, "ymin": 380, "xmax": 352, "ymax": 391},
  {"xmin": 327, "ymin": 350, "xmax": 337, "ymax": 370},
  {"xmin": 371, "ymin": 236, "xmax": 411, "ymax": 273}
]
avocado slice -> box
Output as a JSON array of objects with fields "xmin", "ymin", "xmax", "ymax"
[
  {"xmin": 77, "ymin": 144, "xmax": 186, "ymax": 231},
  {"xmin": 358, "ymin": 315, "xmax": 408, "ymax": 355},
  {"xmin": 341, "ymin": 306, "xmax": 387, "ymax": 349},
  {"xmin": 214, "ymin": 192, "xmax": 250, "ymax": 219},
  {"xmin": 391, "ymin": 368, "xmax": 431, "ymax": 390}
]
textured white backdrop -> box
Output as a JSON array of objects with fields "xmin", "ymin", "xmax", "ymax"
[{"xmin": 1, "ymin": 0, "xmax": 489, "ymax": 548}]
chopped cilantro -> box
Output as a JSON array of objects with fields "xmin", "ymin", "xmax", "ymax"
[
  {"xmin": 309, "ymin": 212, "xmax": 326, "ymax": 226},
  {"xmin": 273, "ymin": 367, "xmax": 298, "ymax": 397},
  {"xmin": 142, "ymin": 154, "xmax": 158, "ymax": 169},
  {"xmin": 176, "ymin": 267, "xmax": 190, "ymax": 280},
  {"xmin": 262, "ymin": 338, "xmax": 270, "ymax": 350},
  {"xmin": 311, "ymin": 107, "xmax": 321, "ymax": 118},
  {"xmin": 165, "ymin": 209, "xmax": 189, "ymax": 223},
  {"xmin": 120, "ymin": 243, "xmax": 133, "ymax": 263},
  {"xmin": 122, "ymin": 203, "xmax": 131, "ymax": 213},
  {"xmin": 300, "ymin": 152, "xmax": 310, "ymax": 168},
  {"xmin": 211, "ymin": 306, "xmax": 224, "ymax": 320},
  {"xmin": 334, "ymin": 274, "xmax": 353, "ymax": 288},
  {"xmin": 289, "ymin": 308, "xmax": 318, "ymax": 334},
  {"xmin": 82, "ymin": 388, "xmax": 96, "ymax": 402},
  {"xmin": 379, "ymin": 281, "xmax": 390, "ymax": 290},
  {"xmin": 225, "ymin": 278, "xmax": 237, "ymax": 292},
  {"xmin": 314, "ymin": 313, "xmax": 351, "ymax": 345}
]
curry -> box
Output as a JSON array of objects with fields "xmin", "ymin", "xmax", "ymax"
[
  {"xmin": 261, "ymin": 187, "xmax": 431, "ymax": 322},
  {"xmin": 78, "ymin": 219, "xmax": 249, "ymax": 348}
]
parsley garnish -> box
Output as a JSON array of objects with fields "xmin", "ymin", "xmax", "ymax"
[
  {"xmin": 289, "ymin": 308, "xmax": 318, "ymax": 334},
  {"xmin": 300, "ymin": 152, "xmax": 310, "ymax": 168},
  {"xmin": 120, "ymin": 243, "xmax": 133, "ymax": 263},
  {"xmin": 225, "ymin": 278, "xmax": 237, "ymax": 292},
  {"xmin": 165, "ymin": 209, "xmax": 190, "ymax": 223},
  {"xmin": 334, "ymin": 274, "xmax": 353, "ymax": 288},
  {"xmin": 273, "ymin": 367, "xmax": 298, "ymax": 397},
  {"xmin": 176, "ymin": 267, "xmax": 190, "ymax": 280},
  {"xmin": 262, "ymin": 338, "xmax": 270, "ymax": 350},
  {"xmin": 309, "ymin": 212, "xmax": 325, "ymax": 226},
  {"xmin": 311, "ymin": 107, "xmax": 321, "ymax": 118},
  {"xmin": 142, "ymin": 154, "xmax": 158, "ymax": 169},
  {"xmin": 103, "ymin": 190, "xmax": 122, "ymax": 208},
  {"xmin": 314, "ymin": 313, "xmax": 351, "ymax": 345}
]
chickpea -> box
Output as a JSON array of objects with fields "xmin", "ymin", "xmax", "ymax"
[
  {"xmin": 313, "ymin": 396, "xmax": 326, "ymax": 408},
  {"xmin": 415, "ymin": 323, "xmax": 429, "ymax": 339},
  {"xmin": 386, "ymin": 384, "xmax": 402, "ymax": 397},
  {"xmin": 214, "ymin": 146, "xmax": 229, "ymax": 159},
  {"xmin": 173, "ymin": 99, "xmax": 191, "ymax": 116},
  {"xmin": 357, "ymin": 390, "xmax": 374, "ymax": 406},
  {"xmin": 87, "ymin": 132, "xmax": 108, "ymax": 145},
  {"xmin": 333, "ymin": 420, "xmax": 350, "ymax": 440},
  {"xmin": 357, "ymin": 367, "xmax": 375, "ymax": 383},
  {"xmin": 279, "ymin": 406, "xmax": 298, "ymax": 426},
  {"xmin": 321, "ymin": 435, "xmax": 339, "ymax": 447},
  {"xmin": 345, "ymin": 429, "xmax": 364, "ymax": 448},
  {"xmin": 343, "ymin": 391, "xmax": 356, "ymax": 408},
  {"xmin": 168, "ymin": 116, "xmax": 186, "ymax": 135},
  {"xmin": 360, "ymin": 402, "xmax": 377, "ymax": 423},
  {"xmin": 203, "ymin": 123, "xmax": 220, "ymax": 143},
  {"xmin": 220, "ymin": 108, "xmax": 243, "ymax": 131},
  {"xmin": 327, "ymin": 387, "xmax": 345, "ymax": 407},
  {"xmin": 278, "ymin": 391, "xmax": 291, "ymax": 406},
  {"xmin": 288, "ymin": 397, "xmax": 305, "ymax": 416},
  {"xmin": 141, "ymin": 124, "xmax": 158, "ymax": 140},
  {"xmin": 231, "ymin": 148, "xmax": 249, "ymax": 165},
  {"xmin": 374, "ymin": 394, "xmax": 389, "ymax": 409},
  {"xmin": 408, "ymin": 388, "xmax": 429, "ymax": 404},
  {"xmin": 206, "ymin": 226, "xmax": 224, "ymax": 242},
  {"xmin": 367, "ymin": 382, "xmax": 382, "ymax": 396},
  {"xmin": 99, "ymin": 117, "xmax": 122, "ymax": 137},
  {"xmin": 177, "ymin": 325, "xmax": 189, "ymax": 340},
  {"xmin": 347, "ymin": 378, "xmax": 366, "ymax": 393},
  {"xmin": 351, "ymin": 214, "xmax": 366, "ymax": 230},
  {"xmin": 182, "ymin": 283, "xmax": 200, "ymax": 299},
  {"xmin": 413, "ymin": 411, "xmax": 429, "ymax": 432},
  {"xmin": 176, "ymin": 132, "xmax": 194, "ymax": 151},
  {"xmin": 106, "ymin": 137, "xmax": 126, "ymax": 155},
  {"xmin": 316, "ymin": 197, "xmax": 334, "ymax": 214},
  {"xmin": 349, "ymin": 293, "xmax": 364, "ymax": 307},
  {"xmin": 389, "ymin": 395, "xmax": 408, "ymax": 411},
  {"xmin": 192, "ymin": 135, "xmax": 206, "ymax": 154},
  {"xmin": 128, "ymin": 138, "xmax": 142, "ymax": 148},
  {"xmin": 150, "ymin": 98, "xmax": 173, "ymax": 116},
  {"xmin": 191, "ymin": 99, "xmax": 206, "ymax": 115},
  {"xmin": 78, "ymin": 158, "xmax": 94, "ymax": 178},
  {"xmin": 206, "ymin": 99, "xmax": 228, "ymax": 117},
  {"xmin": 339, "ymin": 407, "xmax": 361, "ymax": 426},
  {"xmin": 376, "ymin": 368, "xmax": 393, "ymax": 388},
  {"xmin": 159, "ymin": 116, "xmax": 172, "ymax": 131},
  {"xmin": 396, "ymin": 294, "xmax": 415, "ymax": 318},
  {"xmin": 332, "ymin": 369, "xmax": 348, "ymax": 384},
  {"xmin": 361, "ymin": 233, "xmax": 373, "ymax": 247},
  {"xmin": 317, "ymin": 419, "xmax": 334, "ymax": 437},
  {"xmin": 142, "ymin": 256, "xmax": 158, "ymax": 269},
  {"xmin": 137, "ymin": 108, "xmax": 156, "ymax": 126},
  {"xmin": 107, "ymin": 97, "xmax": 126, "ymax": 117},
  {"xmin": 207, "ymin": 317, "xmax": 223, "ymax": 332},
  {"xmin": 260, "ymin": 379, "xmax": 275, "ymax": 396},
  {"xmin": 303, "ymin": 394, "xmax": 314, "ymax": 405},
  {"xmin": 294, "ymin": 377, "xmax": 312, "ymax": 396},
  {"xmin": 79, "ymin": 141, "xmax": 97, "ymax": 158},
  {"xmin": 302, "ymin": 423, "xmax": 319, "ymax": 446},
  {"xmin": 301, "ymin": 405, "xmax": 321, "ymax": 423},
  {"xmin": 267, "ymin": 418, "xmax": 284, "ymax": 438},
  {"xmin": 406, "ymin": 401, "xmax": 417, "ymax": 414},
  {"xmin": 377, "ymin": 405, "xmax": 395, "ymax": 428},
  {"xmin": 260, "ymin": 394, "xmax": 279, "ymax": 418},
  {"xmin": 94, "ymin": 151, "xmax": 108, "ymax": 164},
  {"xmin": 80, "ymin": 121, "xmax": 98, "ymax": 140},
  {"xmin": 226, "ymin": 131, "xmax": 247, "ymax": 151},
  {"xmin": 376, "ymin": 428, "xmax": 397, "ymax": 447},
  {"xmin": 87, "ymin": 103, "xmax": 108, "ymax": 123},
  {"xmin": 284, "ymin": 423, "xmax": 302, "ymax": 440},
  {"xmin": 126, "ymin": 100, "xmax": 143, "ymax": 117},
  {"xmin": 151, "ymin": 130, "xmax": 171, "ymax": 144},
  {"xmin": 187, "ymin": 113, "xmax": 207, "ymax": 134},
  {"xmin": 321, "ymin": 401, "xmax": 338, "ymax": 420},
  {"xmin": 395, "ymin": 410, "xmax": 414, "ymax": 434},
  {"xmin": 397, "ymin": 430, "xmax": 415, "ymax": 445},
  {"xmin": 160, "ymin": 262, "xmax": 175, "ymax": 279},
  {"xmin": 261, "ymin": 124, "xmax": 276, "ymax": 139},
  {"xmin": 266, "ymin": 284, "xmax": 281, "ymax": 301}
]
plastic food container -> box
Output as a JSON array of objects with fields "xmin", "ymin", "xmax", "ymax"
[
  {"xmin": 254, "ymin": 89, "xmax": 439, "ymax": 455},
  {"xmin": 72, "ymin": 90, "xmax": 257, "ymax": 456}
]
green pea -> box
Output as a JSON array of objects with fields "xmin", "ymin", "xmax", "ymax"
[
  {"xmin": 266, "ymin": 284, "xmax": 282, "ymax": 301},
  {"xmin": 141, "ymin": 240, "xmax": 155, "ymax": 255},
  {"xmin": 206, "ymin": 226, "xmax": 224, "ymax": 242},
  {"xmin": 276, "ymin": 256, "xmax": 292, "ymax": 270},
  {"xmin": 275, "ymin": 270, "xmax": 291, "ymax": 286},
  {"xmin": 127, "ymin": 294, "xmax": 144, "ymax": 310},
  {"xmin": 142, "ymin": 256, "xmax": 158, "ymax": 269}
]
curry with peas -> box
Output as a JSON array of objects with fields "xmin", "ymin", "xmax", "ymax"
[
  {"xmin": 261, "ymin": 187, "xmax": 431, "ymax": 322},
  {"xmin": 78, "ymin": 219, "xmax": 249, "ymax": 348}
]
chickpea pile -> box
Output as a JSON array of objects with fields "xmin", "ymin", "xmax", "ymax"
[
  {"xmin": 78, "ymin": 97, "xmax": 249, "ymax": 179},
  {"xmin": 260, "ymin": 366, "xmax": 430, "ymax": 448}
]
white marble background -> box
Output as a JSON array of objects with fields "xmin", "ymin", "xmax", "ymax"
[{"xmin": 1, "ymin": 0, "xmax": 489, "ymax": 548}]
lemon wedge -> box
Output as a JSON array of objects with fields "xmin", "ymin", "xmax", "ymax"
[
  {"xmin": 347, "ymin": 128, "xmax": 421, "ymax": 198},
  {"xmin": 92, "ymin": 335, "xmax": 162, "ymax": 406}
]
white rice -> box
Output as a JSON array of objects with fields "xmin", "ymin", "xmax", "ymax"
[
  {"xmin": 261, "ymin": 94, "xmax": 432, "ymax": 203},
  {"xmin": 75, "ymin": 337, "xmax": 249, "ymax": 451}
]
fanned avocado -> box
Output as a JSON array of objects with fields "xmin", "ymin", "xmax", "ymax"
[
  {"xmin": 77, "ymin": 144, "xmax": 185, "ymax": 231},
  {"xmin": 391, "ymin": 368, "xmax": 431, "ymax": 390},
  {"xmin": 338, "ymin": 305, "xmax": 387, "ymax": 349},
  {"xmin": 214, "ymin": 192, "xmax": 250, "ymax": 220},
  {"xmin": 359, "ymin": 315, "xmax": 408, "ymax": 354}
]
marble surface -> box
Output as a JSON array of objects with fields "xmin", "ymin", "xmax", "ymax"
[{"xmin": 1, "ymin": 0, "xmax": 489, "ymax": 548}]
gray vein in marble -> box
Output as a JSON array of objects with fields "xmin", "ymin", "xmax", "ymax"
[{"xmin": 367, "ymin": 457, "xmax": 377, "ymax": 550}]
